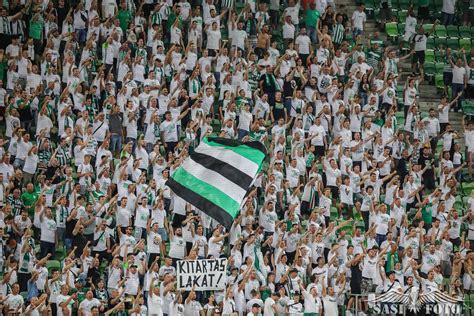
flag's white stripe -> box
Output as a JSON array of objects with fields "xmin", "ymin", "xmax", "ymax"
[
  {"xmin": 194, "ymin": 142, "xmax": 258, "ymax": 177},
  {"xmin": 181, "ymin": 158, "xmax": 247, "ymax": 204}
]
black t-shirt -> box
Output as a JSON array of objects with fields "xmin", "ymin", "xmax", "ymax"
[
  {"xmin": 418, "ymin": 153, "xmax": 435, "ymax": 178},
  {"xmin": 350, "ymin": 264, "xmax": 362, "ymax": 294},
  {"xmin": 397, "ymin": 157, "xmax": 409, "ymax": 182},
  {"xmin": 271, "ymin": 98, "xmax": 286, "ymax": 121},
  {"xmin": 283, "ymin": 79, "xmax": 293, "ymax": 99},
  {"xmin": 18, "ymin": 106, "xmax": 33, "ymax": 122},
  {"xmin": 87, "ymin": 266, "xmax": 102, "ymax": 286},
  {"xmin": 72, "ymin": 233, "xmax": 88, "ymax": 255},
  {"xmin": 65, "ymin": 218, "xmax": 77, "ymax": 239}
]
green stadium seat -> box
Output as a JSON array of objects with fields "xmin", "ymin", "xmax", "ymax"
[
  {"xmin": 423, "ymin": 24, "xmax": 434, "ymax": 32},
  {"xmin": 46, "ymin": 260, "xmax": 61, "ymax": 276},
  {"xmin": 460, "ymin": 38, "xmax": 471, "ymax": 50},
  {"xmin": 446, "ymin": 25, "xmax": 459, "ymax": 38},
  {"xmin": 459, "ymin": 26, "xmax": 470, "ymax": 38},
  {"xmin": 385, "ymin": 22, "xmax": 399, "ymax": 42},
  {"xmin": 463, "ymin": 182, "xmax": 474, "ymax": 196},
  {"xmin": 374, "ymin": 9, "xmax": 380, "ymax": 22},
  {"xmin": 397, "ymin": 0, "xmax": 411, "ymax": 8},
  {"xmin": 435, "ymin": 74, "xmax": 444, "ymax": 91},
  {"xmin": 398, "ymin": 23, "xmax": 406, "ymax": 36},
  {"xmin": 447, "ymin": 38, "xmax": 459, "ymax": 50},
  {"xmin": 392, "ymin": 10, "xmax": 399, "ymax": 21},
  {"xmin": 396, "ymin": 85, "xmax": 404, "ymax": 98},
  {"xmin": 425, "ymin": 49, "xmax": 435, "ymax": 62},
  {"xmin": 434, "ymin": 50, "xmax": 444, "ymax": 61},
  {"xmin": 365, "ymin": 0, "xmax": 376, "ymax": 16},
  {"xmin": 463, "ymin": 100, "xmax": 474, "ymax": 116},
  {"xmin": 424, "ymin": 62, "xmax": 436, "ymax": 80},
  {"xmin": 400, "ymin": 40, "xmax": 411, "ymax": 53},
  {"xmin": 426, "ymin": 37, "xmax": 435, "ymax": 50},
  {"xmin": 435, "ymin": 25, "xmax": 447, "ymax": 38},
  {"xmin": 398, "ymin": 10, "xmax": 407, "ymax": 22},
  {"xmin": 435, "ymin": 62, "xmax": 445, "ymax": 74},
  {"xmin": 434, "ymin": 37, "xmax": 447, "ymax": 49}
]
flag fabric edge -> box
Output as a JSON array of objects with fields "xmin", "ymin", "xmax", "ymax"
[{"xmin": 167, "ymin": 177, "xmax": 234, "ymax": 229}]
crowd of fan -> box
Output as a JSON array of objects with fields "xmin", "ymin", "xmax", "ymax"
[{"xmin": 0, "ymin": 0, "xmax": 473, "ymax": 315}]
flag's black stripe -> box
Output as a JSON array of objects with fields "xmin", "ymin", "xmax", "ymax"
[
  {"xmin": 190, "ymin": 152, "xmax": 252, "ymax": 190},
  {"xmin": 207, "ymin": 137, "xmax": 267, "ymax": 155},
  {"xmin": 166, "ymin": 178, "xmax": 234, "ymax": 229}
]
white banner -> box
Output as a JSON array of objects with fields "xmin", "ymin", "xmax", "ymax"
[{"xmin": 177, "ymin": 258, "xmax": 228, "ymax": 291}]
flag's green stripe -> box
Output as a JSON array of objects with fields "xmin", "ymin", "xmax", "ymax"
[
  {"xmin": 203, "ymin": 138, "xmax": 265, "ymax": 166},
  {"xmin": 171, "ymin": 167, "xmax": 240, "ymax": 218}
]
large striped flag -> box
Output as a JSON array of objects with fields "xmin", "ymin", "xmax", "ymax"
[{"xmin": 166, "ymin": 137, "xmax": 266, "ymax": 229}]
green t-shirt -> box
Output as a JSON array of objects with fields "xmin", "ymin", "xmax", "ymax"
[
  {"xmin": 306, "ymin": 152, "xmax": 315, "ymax": 167},
  {"xmin": 167, "ymin": 13, "xmax": 182, "ymax": 29},
  {"xmin": 306, "ymin": 9, "xmax": 320, "ymax": 28},
  {"xmin": 117, "ymin": 10, "xmax": 132, "ymax": 32},
  {"xmin": 373, "ymin": 117, "xmax": 384, "ymax": 127},
  {"xmin": 29, "ymin": 20, "xmax": 43, "ymax": 40},
  {"xmin": 421, "ymin": 203, "xmax": 433, "ymax": 224}
]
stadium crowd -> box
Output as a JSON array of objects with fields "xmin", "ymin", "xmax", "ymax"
[{"xmin": 0, "ymin": 0, "xmax": 473, "ymax": 315}]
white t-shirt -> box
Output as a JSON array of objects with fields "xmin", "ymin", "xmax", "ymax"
[
  {"xmin": 206, "ymin": 29, "xmax": 221, "ymax": 50},
  {"xmin": 452, "ymin": 65, "xmax": 466, "ymax": 84},
  {"xmin": 40, "ymin": 217, "xmax": 57, "ymax": 243},
  {"xmin": 23, "ymin": 153, "xmax": 38, "ymax": 174},
  {"xmin": 283, "ymin": 22, "xmax": 296, "ymax": 40},
  {"xmin": 56, "ymin": 294, "xmax": 74, "ymax": 316},
  {"xmin": 413, "ymin": 33, "xmax": 427, "ymax": 52},
  {"xmin": 160, "ymin": 119, "xmax": 178, "ymax": 143},
  {"xmin": 404, "ymin": 87, "xmax": 417, "ymax": 106},
  {"xmin": 5, "ymin": 294, "xmax": 24, "ymax": 312},
  {"xmin": 148, "ymin": 292, "xmax": 164, "ymax": 315},
  {"xmin": 263, "ymin": 297, "xmax": 276, "ymax": 316},
  {"xmin": 169, "ymin": 235, "xmax": 186, "ymax": 259},
  {"xmin": 352, "ymin": 11, "xmax": 366, "ymax": 30},
  {"xmin": 340, "ymin": 184, "xmax": 353, "ymax": 205},
  {"xmin": 437, "ymin": 103, "xmax": 450, "ymax": 123},
  {"xmin": 295, "ymin": 35, "xmax": 311, "ymax": 54},
  {"xmin": 375, "ymin": 213, "xmax": 391, "ymax": 235},
  {"xmin": 309, "ymin": 125, "xmax": 325, "ymax": 146},
  {"xmin": 78, "ymin": 298, "xmax": 101, "ymax": 315},
  {"xmin": 325, "ymin": 167, "xmax": 341, "ymax": 186},
  {"xmin": 322, "ymin": 296, "xmax": 338, "ymax": 316}
]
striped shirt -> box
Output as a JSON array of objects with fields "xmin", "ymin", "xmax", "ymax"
[
  {"xmin": 151, "ymin": 12, "xmax": 162, "ymax": 25},
  {"xmin": 56, "ymin": 146, "xmax": 71, "ymax": 166},
  {"xmin": 6, "ymin": 195, "xmax": 23, "ymax": 216},
  {"xmin": 221, "ymin": 0, "xmax": 235, "ymax": 9},
  {"xmin": 332, "ymin": 23, "xmax": 345, "ymax": 44},
  {"xmin": 366, "ymin": 50, "xmax": 381, "ymax": 69},
  {"xmin": 248, "ymin": 69, "xmax": 260, "ymax": 92},
  {"xmin": 38, "ymin": 149, "xmax": 52, "ymax": 168}
]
